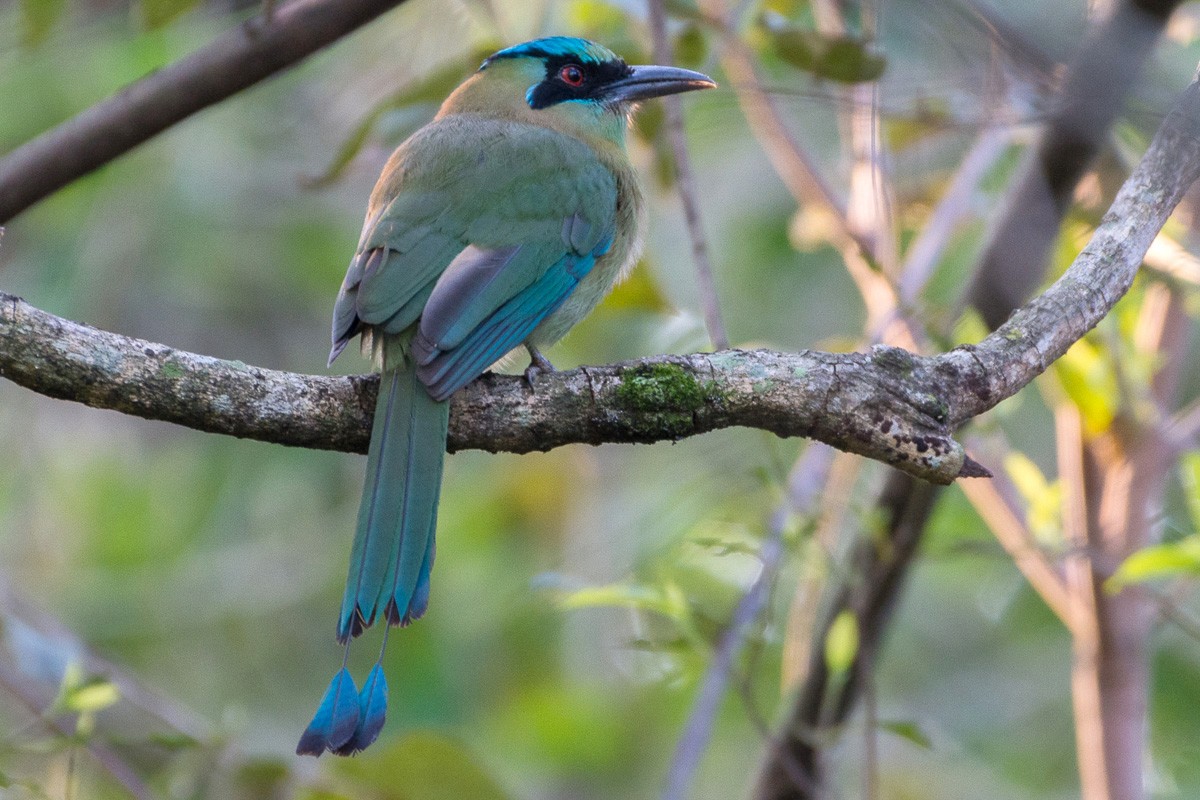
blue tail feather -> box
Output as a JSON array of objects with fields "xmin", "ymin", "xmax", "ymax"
[
  {"xmin": 296, "ymin": 668, "xmax": 361, "ymax": 756},
  {"xmin": 403, "ymin": 525, "xmax": 436, "ymax": 625},
  {"xmin": 332, "ymin": 664, "xmax": 389, "ymax": 756},
  {"xmin": 338, "ymin": 364, "xmax": 449, "ymax": 642}
]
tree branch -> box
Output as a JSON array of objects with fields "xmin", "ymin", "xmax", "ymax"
[
  {"xmin": 0, "ymin": 293, "xmax": 977, "ymax": 483},
  {"xmin": 4, "ymin": 28, "xmax": 1200, "ymax": 502},
  {"xmin": 4, "ymin": 73, "xmax": 1200, "ymax": 484},
  {"xmin": 0, "ymin": 0, "xmax": 410, "ymax": 223}
]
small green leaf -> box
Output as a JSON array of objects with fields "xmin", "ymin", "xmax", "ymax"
[
  {"xmin": 1108, "ymin": 536, "xmax": 1200, "ymax": 591},
  {"xmin": 1003, "ymin": 453, "xmax": 1062, "ymax": 544},
  {"xmin": 1054, "ymin": 338, "xmax": 1118, "ymax": 434},
  {"xmin": 557, "ymin": 582, "xmax": 688, "ymax": 622},
  {"xmin": 879, "ymin": 720, "xmax": 933, "ymax": 749},
  {"xmin": 19, "ymin": 0, "xmax": 67, "ymax": 46},
  {"xmin": 1181, "ymin": 453, "xmax": 1200, "ymax": 533},
  {"xmin": 64, "ymin": 679, "xmax": 120, "ymax": 714},
  {"xmin": 51, "ymin": 663, "xmax": 120, "ymax": 717},
  {"xmin": 824, "ymin": 610, "xmax": 859, "ymax": 675},
  {"xmin": 761, "ymin": 15, "xmax": 886, "ymax": 83}
]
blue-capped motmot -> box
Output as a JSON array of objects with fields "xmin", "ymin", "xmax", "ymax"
[{"xmin": 298, "ymin": 37, "xmax": 715, "ymax": 756}]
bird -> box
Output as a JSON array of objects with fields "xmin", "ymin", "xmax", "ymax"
[{"xmin": 296, "ymin": 36, "xmax": 715, "ymax": 757}]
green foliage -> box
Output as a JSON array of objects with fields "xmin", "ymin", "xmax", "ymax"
[
  {"xmin": 879, "ymin": 719, "xmax": 933, "ymax": 750},
  {"xmin": 759, "ymin": 13, "xmax": 887, "ymax": 84},
  {"xmin": 1004, "ymin": 452, "xmax": 1062, "ymax": 545},
  {"xmin": 1109, "ymin": 536, "xmax": 1200, "ymax": 591}
]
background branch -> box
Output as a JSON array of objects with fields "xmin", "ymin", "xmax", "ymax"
[
  {"xmin": 0, "ymin": 0, "xmax": 411, "ymax": 224},
  {"xmin": 966, "ymin": 0, "xmax": 1184, "ymax": 327}
]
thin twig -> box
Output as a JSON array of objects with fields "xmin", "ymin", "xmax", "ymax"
[
  {"xmin": 965, "ymin": 0, "xmax": 1185, "ymax": 327},
  {"xmin": 1167, "ymin": 398, "xmax": 1200, "ymax": 451},
  {"xmin": 647, "ymin": 0, "xmax": 730, "ymax": 350},
  {"xmin": 898, "ymin": 127, "xmax": 1014, "ymax": 305},
  {"xmin": 661, "ymin": 526, "xmax": 787, "ymax": 800},
  {"xmin": 958, "ymin": 437, "xmax": 1074, "ymax": 627},
  {"xmin": 1057, "ymin": 403, "xmax": 1113, "ymax": 800}
]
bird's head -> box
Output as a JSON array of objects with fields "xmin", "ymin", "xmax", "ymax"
[{"xmin": 438, "ymin": 37, "xmax": 716, "ymax": 146}]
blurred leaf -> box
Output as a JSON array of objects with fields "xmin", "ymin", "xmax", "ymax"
[
  {"xmin": 788, "ymin": 204, "xmax": 842, "ymax": 251},
  {"xmin": 63, "ymin": 679, "xmax": 119, "ymax": 713},
  {"xmin": 558, "ymin": 581, "xmax": 689, "ymax": 622},
  {"xmin": 1182, "ymin": 453, "xmax": 1200, "ymax": 533},
  {"xmin": 599, "ymin": 262, "xmax": 673, "ymax": 313},
  {"xmin": 331, "ymin": 731, "xmax": 512, "ymax": 800},
  {"xmin": 824, "ymin": 610, "xmax": 858, "ymax": 675},
  {"xmin": 489, "ymin": 682, "xmax": 632, "ymax": 777},
  {"xmin": 48, "ymin": 663, "xmax": 119, "ymax": 738},
  {"xmin": 19, "ymin": 0, "xmax": 66, "ymax": 46},
  {"xmin": 234, "ymin": 758, "xmax": 290, "ymax": 799},
  {"xmin": 147, "ymin": 732, "xmax": 201, "ymax": 751},
  {"xmin": 880, "ymin": 719, "xmax": 933, "ymax": 749},
  {"xmin": 950, "ymin": 308, "xmax": 990, "ymax": 348},
  {"xmin": 1054, "ymin": 338, "xmax": 1118, "ymax": 434},
  {"xmin": 1108, "ymin": 536, "xmax": 1200, "ymax": 591},
  {"xmin": 674, "ymin": 24, "xmax": 709, "ymax": 69},
  {"xmin": 633, "ymin": 100, "xmax": 665, "ymax": 144},
  {"xmin": 567, "ymin": 1, "xmax": 644, "ymax": 61},
  {"xmin": 762, "ymin": 0, "xmax": 810, "ymax": 15},
  {"xmin": 568, "ymin": 0, "xmax": 629, "ymax": 32},
  {"xmin": 296, "ymin": 791, "xmax": 355, "ymax": 800},
  {"xmin": 884, "ymin": 99, "xmax": 954, "ymax": 150},
  {"xmin": 760, "ymin": 14, "xmax": 886, "ymax": 83},
  {"xmin": 1003, "ymin": 452, "xmax": 1062, "ymax": 544},
  {"xmin": 138, "ymin": 0, "xmax": 199, "ymax": 29}
]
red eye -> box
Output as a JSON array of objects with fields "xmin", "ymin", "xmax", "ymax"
[{"xmin": 559, "ymin": 64, "xmax": 585, "ymax": 86}]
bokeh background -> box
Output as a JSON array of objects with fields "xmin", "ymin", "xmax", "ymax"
[{"xmin": 2, "ymin": 0, "xmax": 1200, "ymax": 798}]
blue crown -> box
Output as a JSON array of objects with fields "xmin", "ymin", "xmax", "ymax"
[{"xmin": 483, "ymin": 37, "xmax": 620, "ymax": 69}]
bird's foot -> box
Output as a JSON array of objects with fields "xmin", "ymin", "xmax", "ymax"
[{"xmin": 523, "ymin": 346, "xmax": 556, "ymax": 389}]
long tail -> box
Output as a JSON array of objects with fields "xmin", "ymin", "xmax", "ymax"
[
  {"xmin": 340, "ymin": 362, "xmax": 448, "ymax": 640},
  {"xmin": 298, "ymin": 359, "xmax": 448, "ymax": 756}
]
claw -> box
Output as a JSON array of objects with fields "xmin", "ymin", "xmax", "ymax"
[{"xmin": 523, "ymin": 346, "xmax": 556, "ymax": 388}]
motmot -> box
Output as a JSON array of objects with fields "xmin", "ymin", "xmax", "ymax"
[{"xmin": 297, "ymin": 37, "xmax": 715, "ymax": 756}]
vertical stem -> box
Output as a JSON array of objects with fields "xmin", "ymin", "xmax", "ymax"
[
  {"xmin": 1056, "ymin": 279, "xmax": 1188, "ymax": 799},
  {"xmin": 1058, "ymin": 403, "xmax": 1113, "ymax": 800},
  {"xmin": 647, "ymin": 0, "xmax": 730, "ymax": 350}
]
